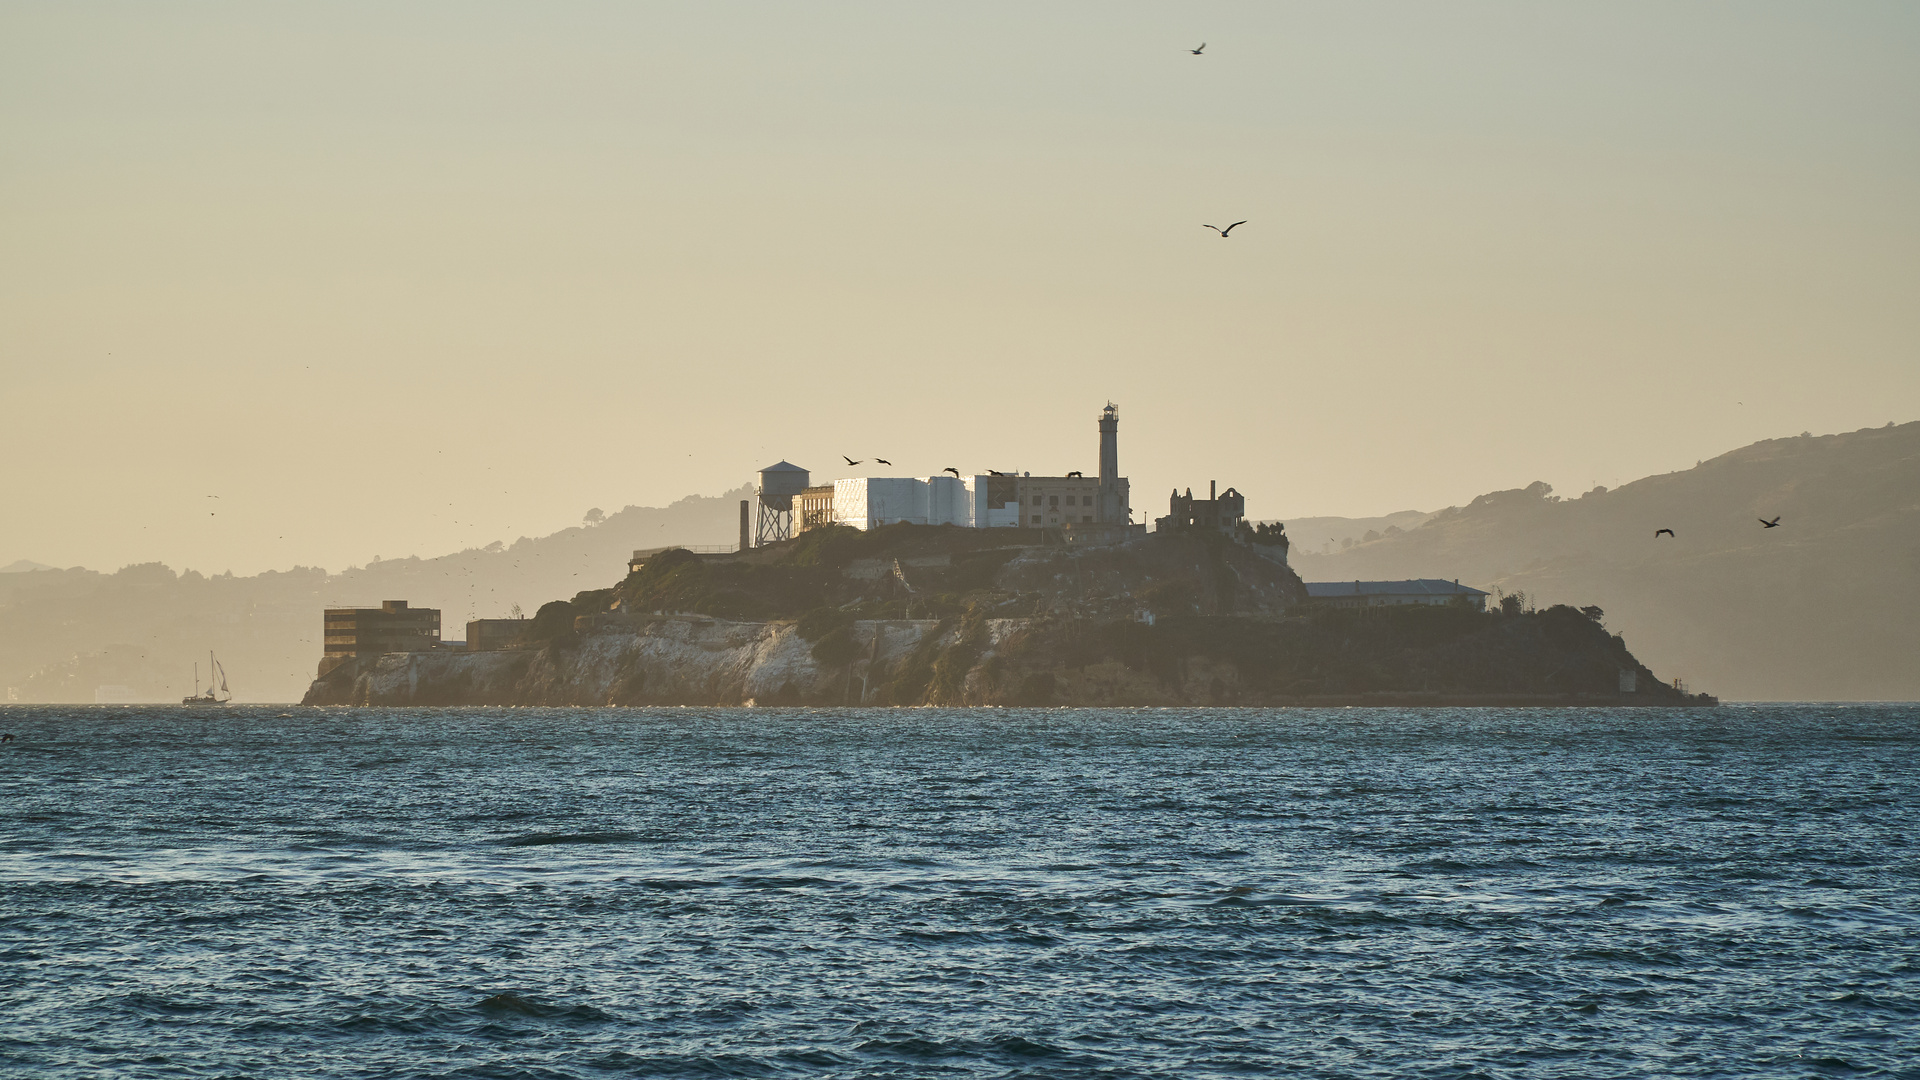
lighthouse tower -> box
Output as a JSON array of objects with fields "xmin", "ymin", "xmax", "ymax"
[{"xmin": 1098, "ymin": 403, "xmax": 1125, "ymax": 524}]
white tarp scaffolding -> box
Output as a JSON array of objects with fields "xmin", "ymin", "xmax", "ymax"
[{"xmin": 830, "ymin": 476, "xmax": 1016, "ymax": 530}]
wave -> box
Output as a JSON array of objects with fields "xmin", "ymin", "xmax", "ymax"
[{"xmin": 496, "ymin": 831, "xmax": 643, "ymax": 847}]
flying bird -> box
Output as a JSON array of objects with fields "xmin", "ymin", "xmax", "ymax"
[
  {"xmin": 1759, "ymin": 516, "xmax": 1781, "ymax": 528},
  {"xmin": 988, "ymin": 470, "xmax": 1006, "ymax": 476},
  {"xmin": 875, "ymin": 458, "xmax": 892, "ymax": 466},
  {"xmin": 1191, "ymin": 42, "xmax": 1206, "ymax": 55},
  {"xmin": 1067, "ymin": 471, "xmax": 1083, "ymax": 478},
  {"xmin": 842, "ymin": 456, "xmax": 863, "ymax": 466},
  {"xmin": 943, "ymin": 467, "xmax": 961, "ymax": 478},
  {"xmin": 1654, "ymin": 528, "xmax": 1675, "ymax": 538},
  {"xmin": 1203, "ymin": 221, "xmax": 1246, "ymax": 237}
]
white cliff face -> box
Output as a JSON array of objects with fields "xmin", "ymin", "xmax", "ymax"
[{"xmin": 312, "ymin": 616, "xmax": 955, "ymax": 707}]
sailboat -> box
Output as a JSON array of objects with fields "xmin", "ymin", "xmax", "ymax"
[{"xmin": 182, "ymin": 651, "xmax": 232, "ymax": 705}]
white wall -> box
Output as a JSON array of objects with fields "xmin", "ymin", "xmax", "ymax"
[
  {"xmin": 833, "ymin": 475, "xmax": 1024, "ymax": 529},
  {"xmin": 832, "ymin": 477, "xmax": 930, "ymax": 529}
]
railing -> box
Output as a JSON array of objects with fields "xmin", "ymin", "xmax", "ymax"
[{"xmin": 630, "ymin": 545, "xmax": 740, "ymax": 559}]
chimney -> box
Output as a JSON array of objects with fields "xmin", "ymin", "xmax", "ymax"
[
  {"xmin": 739, "ymin": 500, "xmax": 751, "ymax": 551},
  {"xmin": 1210, "ymin": 480, "xmax": 1216, "ymax": 501}
]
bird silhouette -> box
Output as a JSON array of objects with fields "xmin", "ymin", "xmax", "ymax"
[
  {"xmin": 842, "ymin": 456, "xmax": 863, "ymax": 466},
  {"xmin": 1654, "ymin": 528, "xmax": 1675, "ymax": 538},
  {"xmin": 1191, "ymin": 42, "xmax": 1206, "ymax": 55},
  {"xmin": 943, "ymin": 467, "xmax": 961, "ymax": 478},
  {"xmin": 875, "ymin": 458, "xmax": 892, "ymax": 466},
  {"xmin": 1759, "ymin": 516, "xmax": 1781, "ymax": 528},
  {"xmin": 988, "ymin": 470, "xmax": 1006, "ymax": 476},
  {"xmin": 1067, "ymin": 470, "xmax": 1083, "ymax": 477},
  {"xmin": 1203, "ymin": 221, "xmax": 1246, "ymax": 237}
]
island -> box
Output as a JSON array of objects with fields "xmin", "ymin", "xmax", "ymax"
[{"xmin": 302, "ymin": 523, "xmax": 1712, "ymax": 707}]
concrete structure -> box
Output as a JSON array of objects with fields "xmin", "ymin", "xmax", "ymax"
[
  {"xmin": 796, "ymin": 485, "xmax": 836, "ymax": 533},
  {"xmin": 320, "ymin": 600, "xmax": 441, "ymax": 676},
  {"xmin": 1157, "ymin": 481, "xmax": 1245, "ymax": 534},
  {"xmin": 1016, "ymin": 474, "xmax": 1105, "ymax": 528},
  {"xmin": 466, "ymin": 618, "xmax": 528, "ymax": 652},
  {"xmin": 754, "ymin": 461, "xmax": 810, "ymax": 547},
  {"xmin": 739, "ymin": 500, "xmax": 750, "ymax": 553},
  {"xmin": 1304, "ymin": 580, "xmax": 1490, "ymax": 611}
]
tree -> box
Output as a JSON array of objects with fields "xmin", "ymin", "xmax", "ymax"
[
  {"xmin": 583, "ymin": 508, "xmax": 606, "ymax": 527},
  {"xmin": 1500, "ymin": 592, "xmax": 1526, "ymax": 617}
]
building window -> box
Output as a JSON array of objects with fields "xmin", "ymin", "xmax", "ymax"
[
  {"xmin": 1031, "ymin": 514, "xmax": 1042, "ymax": 524},
  {"xmin": 1081, "ymin": 515, "xmax": 1092, "ymax": 523},
  {"xmin": 1049, "ymin": 496, "xmax": 1059, "ymax": 507},
  {"xmin": 1033, "ymin": 495, "xmax": 1043, "ymax": 505}
]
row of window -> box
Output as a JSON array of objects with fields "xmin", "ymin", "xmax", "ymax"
[
  {"xmin": 1033, "ymin": 494, "xmax": 1096, "ymax": 506},
  {"xmin": 1031, "ymin": 515, "xmax": 1099, "ymax": 525}
]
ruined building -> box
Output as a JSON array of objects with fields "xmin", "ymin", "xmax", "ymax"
[{"xmin": 1158, "ymin": 481, "xmax": 1246, "ymax": 535}]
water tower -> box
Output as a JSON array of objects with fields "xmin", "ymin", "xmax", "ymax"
[{"xmin": 755, "ymin": 461, "xmax": 810, "ymax": 546}]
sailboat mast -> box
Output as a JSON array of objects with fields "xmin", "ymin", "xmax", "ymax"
[{"xmin": 192, "ymin": 662, "xmax": 199, "ymax": 698}]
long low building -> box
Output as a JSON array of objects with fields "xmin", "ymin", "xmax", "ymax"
[{"xmin": 1305, "ymin": 579, "xmax": 1490, "ymax": 611}]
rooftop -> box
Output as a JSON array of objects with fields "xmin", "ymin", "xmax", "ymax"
[{"xmin": 1304, "ymin": 579, "xmax": 1489, "ymax": 598}]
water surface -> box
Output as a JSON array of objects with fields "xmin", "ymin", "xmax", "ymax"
[{"xmin": 2, "ymin": 705, "xmax": 1915, "ymax": 1078}]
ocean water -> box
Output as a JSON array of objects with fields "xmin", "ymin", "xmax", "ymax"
[{"xmin": 1, "ymin": 706, "xmax": 1915, "ymax": 1079}]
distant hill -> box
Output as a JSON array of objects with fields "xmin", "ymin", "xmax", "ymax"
[
  {"xmin": 1289, "ymin": 422, "xmax": 1920, "ymax": 700},
  {"xmin": 0, "ymin": 488, "xmax": 749, "ymax": 703},
  {"xmin": 1274, "ymin": 510, "xmax": 1434, "ymax": 558},
  {"xmin": 0, "ymin": 559, "xmax": 57, "ymax": 574}
]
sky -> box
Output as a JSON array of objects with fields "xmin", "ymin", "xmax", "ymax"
[{"xmin": 3, "ymin": 1, "xmax": 1916, "ymax": 576}]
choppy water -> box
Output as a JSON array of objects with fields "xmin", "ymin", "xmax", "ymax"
[{"xmin": 1, "ymin": 705, "xmax": 1916, "ymax": 1079}]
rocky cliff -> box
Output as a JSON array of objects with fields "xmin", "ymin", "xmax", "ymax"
[
  {"xmin": 304, "ymin": 606, "xmax": 1702, "ymax": 707},
  {"xmin": 304, "ymin": 524, "xmax": 1707, "ymax": 707}
]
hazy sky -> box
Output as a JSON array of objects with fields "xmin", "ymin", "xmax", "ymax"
[{"xmin": 4, "ymin": 2, "xmax": 1916, "ymax": 576}]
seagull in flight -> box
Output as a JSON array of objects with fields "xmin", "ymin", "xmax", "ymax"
[
  {"xmin": 1191, "ymin": 42, "xmax": 1206, "ymax": 55},
  {"xmin": 1759, "ymin": 516, "xmax": 1781, "ymax": 528},
  {"xmin": 1203, "ymin": 221, "xmax": 1246, "ymax": 237},
  {"xmin": 943, "ymin": 467, "xmax": 961, "ymax": 478},
  {"xmin": 842, "ymin": 455, "xmax": 863, "ymax": 466},
  {"xmin": 875, "ymin": 458, "xmax": 892, "ymax": 466},
  {"xmin": 1654, "ymin": 528, "xmax": 1675, "ymax": 538}
]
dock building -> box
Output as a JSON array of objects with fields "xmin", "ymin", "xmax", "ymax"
[{"xmin": 465, "ymin": 618, "xmax": 528, "ymax": 652}]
